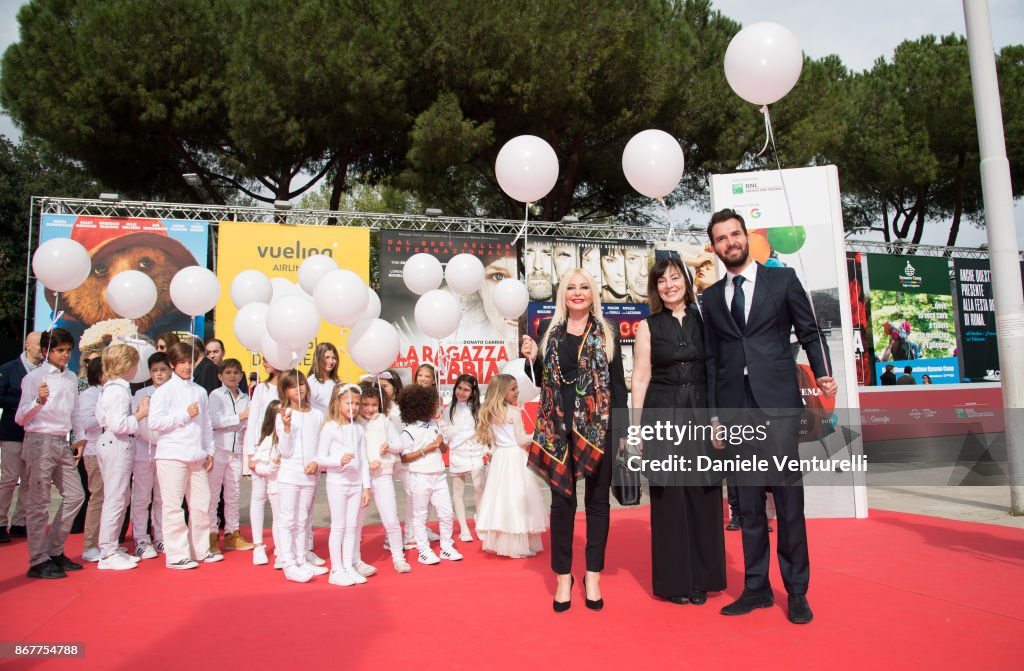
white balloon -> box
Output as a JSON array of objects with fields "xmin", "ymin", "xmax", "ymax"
[
  {"xmin": 621, "ymin": 129, "xmax": 685, "ymax": 199},
  {"xmin": 492, "ymin": 279, "xmax": 529, "ymax": 320},
  {"xmin": 724, "ymin": 22, "xmax": 803, "ymax": 105},
  {"xmin": 402, "ymin": 253, "xmax": 444, "ymax": 295},
  {"xmin": 356, "ymin": 288, "xmax": 381, "ymax": 322},
  {"xmin": 129, "ymin": 342, "xmax": 157, "ymax": 384},
  {"xmin": 414, "ymin": 289, "xmax": 462, "ymax": 339},
  {"xmin": 502, "ymin": 358, "xmax": 539, "ymax": 404},
  {"xmin": 270, "ymin": 277, "xmax": 302, "ymax": 302},
  {"xmin": 495, "ymin": 135, "xmax": 560, "ymax": 203},
  {"xmin": 297, "ymin": 254, "xmax": 339, "ymax": 295},
  {"xmin": 313, "ymin": 269, "xmax": 368, "ymax": 326},
  {"xmin": 348, "ymin": 318, "xmax": 400, "ymax": 374},
  {"xmin": 230, "ymin": 270, "xmax": 273, "ymax": 308},
  {"xmin": 234, "ymin": 302, "xmax": 270, "ymax": 351},
  {"xmin": 444, "ymin": 254, "xmax": 485, "ymax": 296},
  {"xmin": 32, "ymin": 238, "xmax": 91, "ymax": 292},
  {"xmin": 260, "ymin": 330, "xmax": 305, "ymax": 371},
  {"xmin": 105, "ymin": 270, "xmax": 158, "ymax": 320},
  {"xmin": 169, "ymin": 266, "xmax": 220, "ymax": 317},
  {"xmin": 266, "ymin": 294, "xmax": 320, "ymax": 350}
]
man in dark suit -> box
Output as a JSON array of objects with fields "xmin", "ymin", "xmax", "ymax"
[
  {"xmin": 702, "ymin": 209, "xmax": 837, "ymax": 625},
  {"xmin": 880, "ymin": 364, "xmax": 897, "ymax": 385},
  {"xmin": 0, "ymin": 332, "xmax": 43, "ymax": 543}
]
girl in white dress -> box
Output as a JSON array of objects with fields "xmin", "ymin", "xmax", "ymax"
[
  {"xmin": 474, "ymin": 374, "xmax": 547, "ymax": 558},
  {"xmin": 441, "ymin": 374, "xmax": 487, "ymax": 542}
]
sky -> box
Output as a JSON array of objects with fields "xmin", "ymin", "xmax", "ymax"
[{"xmin": 0, "ymin": 0, "xmax": 1021, "ymax": 246}]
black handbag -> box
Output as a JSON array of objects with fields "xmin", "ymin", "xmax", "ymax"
[{"xmin": 611, "ymin": 445, "xmax": 642, "ymax": 506}]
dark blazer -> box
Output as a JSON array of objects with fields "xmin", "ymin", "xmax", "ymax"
[
  {"xmin": 702, "ymin": 264, "xmax": 831, "ymax": 419},
  {"xmin": 192, "ymin": 357, "xmax": 221, "ymax": 396},
  {"xmin": 0, "ymin": 356, "xmax": 31, "ymax": 442}
]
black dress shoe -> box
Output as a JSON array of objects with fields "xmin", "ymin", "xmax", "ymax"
[
  {"xmin": 720, "ymin": 590, "xmax": 773, "ymax": 616},
  {"xmin": 726, "ymin": 515, "xmax": 742, "ymax": 531},
  {"xmin": 50, "ymin": 553, "xmax": 83, "ymax": 571},
  {"xmin": 787, "ymin": 595, "xmax": 813, "ymax": 624},
  {"xmin": 661, "ymin": 595, "xmax": 689, "ymax": 605},
  {"xmin": 27, "ymin": 559, "xmax": 66, "ymax": 579},
  {"xmin": 9, "ymin": 525, "xmax": 26, "ymax": 537},
  {"xmin": 0, "ymin": 527, "xmax": 10, "ymax": 544},
  {"xmin": 553, "ymin": 575, "xmax": 574, "ymax": 613},
  {"xmin": 689, "ymin": 590, "xmax": 708, "ymax": 605}
]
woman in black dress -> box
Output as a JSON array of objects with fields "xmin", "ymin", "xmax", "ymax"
[
  {"xmin": 521, "ymin": 267, "xmax": 627, "ymax": 612},
  {"xmin": 631, "ymin": 256, "xmax": 726, "ymax": 605}
]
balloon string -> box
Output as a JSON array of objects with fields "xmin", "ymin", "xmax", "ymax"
[
  {"xmin": 755, "ymin": 105, "xmax": 773, "ymax": 157},
  {"xmin": 658, "ymin": 197, "xmax": 676, "ymax": 241},
  {"xmin": 48, "ymin": 292, "xmax": 61, "ymax": 336},
  {"xmin": 511, "ymin": 202, "xmax": 531, "ymax": 246},
  {"xmin": 189, "ymin": 315, "xmax": 197, "ymax": 402}
]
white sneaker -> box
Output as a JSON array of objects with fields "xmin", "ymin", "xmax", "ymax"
[
  {"xmin": 283, "ymin": 565, "xmax": 312, "ymax": 583},
  {"xmin": 440, "ymin": 546, "xmax": 463, "ymax": 561},
  {"xmin": 202, "ymin": 551, "xmax": 224, "ymax": 563},
  {"xmin": 427, "ymin": 528, "xmax": 441, "ymax": 542},
  {"xmin": 354, "ymin": 561, "xmax": 378, "ymax": 577},
  {"xmin": 117, "ymin": 548, "xmax": 142, "ymax": 564},
  {"xmin": 98, "ymin": 553, "xmax": 138, "ymax": 570},
  {"xmin": 166, "ymin": 558, "xmax": 199, "ymax": 570},
  {"xmin": 135, "ymin": 541, "xmax": 158, "ymax": 560},
  {"xmin": 273, "ymin": 556, "xmax": 285, "ymax": 570},
  {"xmin": 329, "ymin": 568, "xmax": 356, "ymax": 586},
  {"xmin": 459, "ymin": 530, "xmax": 474, "ymax": 542},
  {"xmin": 305, "ymin": 550, "xmax": 326, "ymax": 566},
  {"xmin": 82, "ymin": 547, "xmax": 102, "ymax": 563},
  {"xmin": 393, "ymin": 558, "xmax": 412, "ymax": 573},
  {"xmin": 253, "ymin": 545, "xmax": 269, "ymax": 566},
  {"xmin": 153, "ymin": 541, "xmax": 165, "ymax": 553},
  {"xmin": 347, "ymin": 568, "xmax": 368, "ymax": 584},
  {"xmin": 417, "ymin": 548, "xmax": 440, "ymax": 565},
  {"xmin": 306, "ymin": 563, "xmax": 329, "ymax": 576},
  {"xmin": 403, "ymin": 537, "xmax": 417, "ymax": 550}
]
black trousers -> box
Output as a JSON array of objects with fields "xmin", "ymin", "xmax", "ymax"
[{"xmin": 549, "ymin": 440, "xmax": 613, "ymax": 575}]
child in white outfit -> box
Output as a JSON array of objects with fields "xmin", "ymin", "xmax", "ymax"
[
  {"xmin": 72, "ymin": 358, "xmax": 103, "ymax": 562},
  {"xmin": 207, "ymin": 358, "xmax": 254, "ymax": 552},
  {"xmin": 317, "ymin": 383, "xmax": 371, "ymax": 586},
  {"xmin": 249, "ymin": 400, "xmax": 283, "ymax": 567},
  {"xmin": 131, "ymin": 352, "xmax": 170, "ymax": 559},
  {"xmin": 245, "ymin": 360, "xmax": 280, "ymax": 566},
  {"xmin": 441, "ymin": 374, "xmax": 487, "ymax": 542}
]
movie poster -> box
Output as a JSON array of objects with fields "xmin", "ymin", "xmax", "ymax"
[
  {"xmin": 524, "ymin": 236, "xmax": 650, "ymax": 391},
  {"xmin": 379, "ymin": 229, "xmax": 518, "ymax": 388},
  {"xmin": 213, "ymin": 221, "xmax": 370, "ymax": 381},
  {"xmin": 952, "ymin": 258, "xmax": 1000, "ymax": 382},
  {"xmin": 33, "ymin": 214, "xmax": 209, "ymax": 371},
  {"xmin": 866, "ymin": 254, "xmax": 958, "ymax": 384},
  {"xmin": 846, "ymin": 251, "xmax": 874, "ymax": 386},
  {"xmin": 654, "ymin": 240, "xmax": 719, "ymax": 301}
]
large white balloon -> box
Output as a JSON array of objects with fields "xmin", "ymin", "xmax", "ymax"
[
  {"xmin": 260, "ymin": 330, "xmax": 305, "ymax": 371},
  {"xmin": 32, "ymin": 238, "xmax": 91, "ymax": 292},
  {"xmin": 444, "ymin": 253, "xmax": 485, "ymax": 296},
  {"xmin": 621, "ymin": 129, "xmax": 685, "ymax": 199},
  {"xmin": 402, "ymin": 253, "xmax": 443, "ymax": 295},
  {"xmin": 492, "ymin": 278, "xmax": 529, "ymax": 320},
  {"xmin": 129, "ymin": 342, "xmax": 157, "ymax": 384},
  {"xmin": 356, "ymin": 287, "xmax": 381, "ymax": 322},
  {"xmin": 502, "ymin": 357, "xmax": 539, "ymax": 404},
  {"xmin": 270, "ymin": 277, "xmax": 302, "ymax": 302},
  {"xmin": 230, "ymin": 270, "xmax": 273, "ymax": 308},
  {"xmin": 724, "ymin": 22, "xmax": 803, "ymax": 105},
  {"xmin": 297, "ymin": 254, "xmax": 339, "ymax": 295},
  {"xmin": 349, "ymin": 318, "xmax": 400, "ymax": 374},
  {"xmin": 414, "ymin": 289, "xmax": 462, "ymax": 339},
  {"xmin": 267, "ymin": 294, "xmax": 320, "ymax": 350},
  {"xmin": 105, "ymin": 270, "xmax": 158, "ymax": 320},
  {"xmin": 313, "ymin": 269, "xmax": 368, "ymax": 326},
  {"xmin": 169, "ymin": 266, "xmax": 220, "ymax": 317},
  {"xmin": 494, "ymin": 135, "xmax": 559, "ymax": 203},
  {"xmin": 234, "ymin": 302, "xmax": 270, "ymax": 351}
]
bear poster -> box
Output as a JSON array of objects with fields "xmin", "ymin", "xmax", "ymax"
[{"xmin": 33, "ymin": 214, "xmax": 210, "ymax": 371}]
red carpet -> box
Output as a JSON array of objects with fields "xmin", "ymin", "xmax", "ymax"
[{"xmin": 1, "ymin": 508, "xmax": 1022, "ymax": 670}]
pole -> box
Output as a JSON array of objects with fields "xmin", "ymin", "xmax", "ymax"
[{"xmin": 963, "ymin": 0, "xmax": 1024, "ymax": 513}]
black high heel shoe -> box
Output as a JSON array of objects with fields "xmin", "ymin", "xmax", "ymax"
[
  {"xmin": 584, "ymin": 574, "xmax": 604, "ymax": 611},
  {"xmin": 553, "ymin": 575, "xmax": 574, "ymax": 613}
]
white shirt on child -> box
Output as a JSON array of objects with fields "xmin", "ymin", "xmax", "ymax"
[
  {"xmin": 72, "ymin": 386, "xmax": 102, "ymax": 456},
  {"xmin": 132, "ymin": 386, "xmax": 158, "ymax": 461},
  {"xmin": 245, "ymin": 382, "xmax": 279, "ymax": 455},
  {"xmin": 317, "ymin": 421, "xmax": 370, "ymax": 488},
  {"xmin": 15, "ymin": 362, "xmax": 78, "ymax": 435},
  {"xmin": 95, "ymin": 378, "xmax": 139, "ymax": 440},
  {"xmin": 307, "ymin": 377, "xmax": 336, "ymax": 416},
  {"xmin": 209, "ymin": 386, "xmax": 249, "ymax": 454},
  {"xmin": 358, "ymin": 413, "xmax": 403, "ymax": 477},
  {"xmin": 251, "ymin": 434, "xmax": 281, "ymax": 495},
  {"xmin": 400, "ymin": 420, "xmax": 445, "ymax": 474},
  {"xmin": 276, "ymin": 408, "xmax": 323, "ymax": 487},
  {"xmin": 148, "ymin": 374, "xmax": 214, "ymax": 463}
]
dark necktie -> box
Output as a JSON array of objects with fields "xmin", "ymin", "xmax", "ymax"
[{"xmin": 731, "ymin": 275, "xmax": 746, "ymax": 332}]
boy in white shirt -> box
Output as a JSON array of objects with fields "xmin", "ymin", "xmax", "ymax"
[
  {"xmin": 131, "ymin": 352, "xmax": 171, "ymax": 559},
  {"xmin": 208, "ymin": 358, "xmax": 254, "ymax": 552},
  {"xmin": 148, "ymin": 341, "xmax": 220, "ymax": 570},
  {"xmin": 14, "ymin": 328, "xmax": 86, "ymax": 579}
]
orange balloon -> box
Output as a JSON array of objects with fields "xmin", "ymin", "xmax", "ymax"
[{"xmin": 748, "ymin": 229, "xmax": 771, "ymax": 263}]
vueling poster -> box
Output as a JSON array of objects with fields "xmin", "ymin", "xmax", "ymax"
[{"xmin": 214, "ymin": 221, "xmax": 370, "ymax": 380}]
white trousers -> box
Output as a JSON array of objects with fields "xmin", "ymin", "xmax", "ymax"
[
  {"xmin": 408, "ymin": 471, "xmax": 454, "ymax": 552},
  {"xmin": 451, "ymin": 467, "xmax": 486, "ymax": 532},
  {"xmin": 96, "ymin": 433, "xmax": 133, "ymax": 558},
  {"xmin": 208, "ymin": 451, "xmax": 242, "ymax": 533},
  {"xmin": 395, "ymin": 465, "xmax": 413, "ymax": 541},
  {"xmin": 326, "ymin": 482, "xmax": 366, "ymax": 571},
  {"xmin": 365, "ymin": 475, "xmax": 403, "ymax": 563},
  {"xmin": 131, "ymin": 459, "xmax": 163, "ymax": 544},
  {"xmin": 277, "ymin": 482, "xmax": 314, "ymax": 568},
  {"xmin": 156, "ymin": 459, "xmax": 211, "ymax": 565}
]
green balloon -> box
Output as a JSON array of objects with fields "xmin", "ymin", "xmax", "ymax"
[{"xmin": 767, "ymin": 226, "xmax": 806, "ymax": 254}]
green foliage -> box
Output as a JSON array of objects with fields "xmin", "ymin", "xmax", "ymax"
[{"xmin": 871, "ymin": 290, "xmax": 956, "ymax": 358}]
